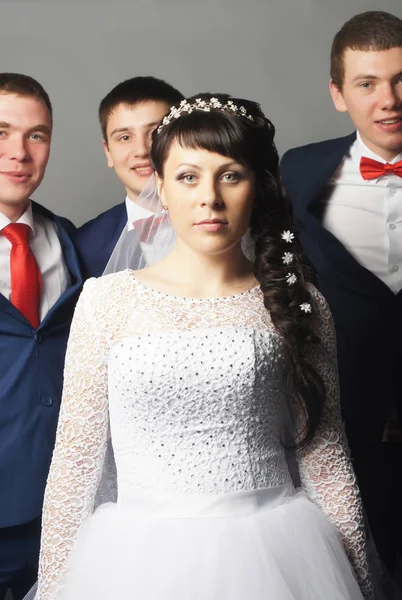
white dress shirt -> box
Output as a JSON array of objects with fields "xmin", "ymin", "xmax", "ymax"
[
  {"xmin": 321, "ymin": 132, "xmax": 402, "ymax": 293},
  {"xmin": 0, "ymin": 202, "xmax": 70, "ymax": 322}
]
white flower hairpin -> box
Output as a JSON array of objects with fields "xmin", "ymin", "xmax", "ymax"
[
  {"xmin": 300, "ymin": 302, "xmax": 312, "ymax": 314},
  {"xmin": 286, "ymin": 273, "xmax": 297, "ymax": 286},
  {"xmin": 282, "ymin": 252, "xmax": 294, "ymax": 265},
  {"xmin": 281, "ymin": 230, "xmax": 295, "ymax": 244}
]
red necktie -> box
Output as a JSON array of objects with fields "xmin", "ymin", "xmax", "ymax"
[
  {"xmin": 360, "ymin": 157, "xmax": 402, "ymax": 180},
  {"xmin": 133, "ymin": 211, "xmax": 170, "ymax": 243},
  {"xmin": 1, "ymin": 223, "xmax": 42, "ymax": 328}
]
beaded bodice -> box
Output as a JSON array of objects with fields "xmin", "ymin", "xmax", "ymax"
[{"xmin": 108, "ymin": 281, "xmax": 289, "ymax": 496}]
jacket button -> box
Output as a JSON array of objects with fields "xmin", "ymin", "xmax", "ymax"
[
  {"xmin": 35, "ymin": 333, "xmax": 42, "ymax": 344},
  {"xmin": 42, "ymin": 397, "xmax": 53, "ymax": 407}
]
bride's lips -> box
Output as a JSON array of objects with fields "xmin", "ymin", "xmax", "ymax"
[
  {"xmin": 194, "ymin": 218, "xmax": 228, "ymax": 233},
  {"xmin": 131, "ymin": 163, "xmax": 153, "ymax": 177}
]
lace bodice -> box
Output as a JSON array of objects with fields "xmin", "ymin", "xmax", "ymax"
[{"xmin": 36, "ymin": 270, "xmax": 373, "ymax": 599}]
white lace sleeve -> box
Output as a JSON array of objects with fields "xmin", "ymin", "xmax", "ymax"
[
  {"xmin": 295, "ymin": 287, "xmax": 374, "ymax": 600},
  {"xmin": 36, "ymin": 279, "xmax": 110, "ymax": 600}
]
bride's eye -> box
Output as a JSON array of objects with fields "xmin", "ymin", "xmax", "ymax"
[
  {"xmin": 222, "ymin": 172, "xmax": 241, "ymax": 183},
  {"xmin": 178, "ymin": 173, "xmax": 197, "ymax": 184}
]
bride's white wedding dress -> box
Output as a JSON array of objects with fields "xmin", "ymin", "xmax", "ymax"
[{"xmin": 33, "ymin": 270, "xmax": 373, "ymax": 599}]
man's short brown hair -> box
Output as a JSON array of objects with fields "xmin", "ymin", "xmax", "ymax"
[
  {"xmin": 331, "ymin": 11, "xmax": 402, "ymax": 90},
  {"xmin": 0, "ymin": 72, "xmax": 52, "ymax": 116},
  {"xmin": 99, "ymin": 76, "xmax": 183, "ymax": 142}
]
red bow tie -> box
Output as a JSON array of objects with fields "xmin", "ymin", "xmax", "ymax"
[
  {"xmin": 360, "ymin": 157, "xmax": 402, "ymax": 180},
  {"xmin": 133, "ymin": 211, "xmax": 170, "ymax": 243}
]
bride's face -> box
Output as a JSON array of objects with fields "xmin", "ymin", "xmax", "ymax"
[{"xmin": 156, "ymin": 140, "xmax": 255, "ymax": 256}]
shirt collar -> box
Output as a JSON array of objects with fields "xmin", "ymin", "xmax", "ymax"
[
  {"xmin": 0, "ymin": 201, "xmax": 35, "ymax": 235},
  {"xmin": 125, "ymin": 196, "xmax": 156, "ymax": 232},
  {"xmin": 352, "ymin": 131, "xmax": 402, "ymax": 165}
]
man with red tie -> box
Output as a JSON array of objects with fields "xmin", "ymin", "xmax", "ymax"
[
  {"xmin": 280, "ymin": 11, "xmax": 402, "ymax": 574},
  {"xmin": 0, "ymin": 73, "xmax": 82, "ymax": 599}
]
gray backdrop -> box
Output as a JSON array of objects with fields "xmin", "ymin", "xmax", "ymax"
[{"xmin": 1, "ymin": 0, "xmax": 402, "ymax": 225}]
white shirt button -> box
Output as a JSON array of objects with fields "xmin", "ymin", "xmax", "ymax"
[
  {"xmin": 389, "ymin": 223, "xmax": 397, "ymax": 230},
  {"xmin": 389, "ymin": 188, "xmax": 397, "ymax": 194},
  {"xmin": 390, "ymin": 265, "xmax": 399, "ymax": 273}
]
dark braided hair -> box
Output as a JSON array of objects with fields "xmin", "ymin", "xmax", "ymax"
[{"xmin": 151, "ymin": 93, "xmax": 325, "ymax": 448}]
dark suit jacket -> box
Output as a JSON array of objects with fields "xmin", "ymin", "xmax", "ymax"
[
  {"xmin": 281, "ymin": 134, "xmax": 402, "ymax": 454},
  {"xmin": 0, "ymin": 201, "xmax": 83, "ymax": 527},
  {"xmin": 74, "ymin": 202, "xmax": 127, "ymax": 278}
]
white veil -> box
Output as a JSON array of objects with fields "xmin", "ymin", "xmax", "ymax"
[{"xmin": 103, "ymin": 175, "xmax": 176, "ymax": 275}]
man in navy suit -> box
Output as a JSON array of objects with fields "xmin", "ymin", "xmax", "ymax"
[
  {"xmin": 75, "ymin": 76, "xmax": 183, "ymax": 278},
  {"xmin": 281, "ymin": 11, "xmax": 402, "ymax": 572},
  {"xmin": 0, "ymin": 73, "xmax": 82, "ymax": 599}
]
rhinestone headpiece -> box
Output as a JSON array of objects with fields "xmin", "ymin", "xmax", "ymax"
[{"xmin": 157, "ymin": 97, "xmax": 255, "ymax": 133}]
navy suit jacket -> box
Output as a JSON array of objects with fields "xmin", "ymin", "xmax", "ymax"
[
  {"xmin": 75, "ymin": 202, "xmax": 127, "ymax": 278},
  {"xmin": 0, "ymin": 201, "xmax": 83, "ymax": 527},
  {"xmin": 281, "ymin": 134, "xmax": 402, "ymax": 452}
]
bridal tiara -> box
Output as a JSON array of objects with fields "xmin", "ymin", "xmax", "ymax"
[{"xmin": 157, "ymin": 97, "xmax": 255, "ymax": 133}]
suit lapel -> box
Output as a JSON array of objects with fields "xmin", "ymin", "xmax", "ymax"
[
  {"xmin": 0, "ymin": 292, "xmax": 27, "ymax": 326},
  {"xmin": 106, "ymin": 203, "xmax": 129, "ymax": 264},
  {"xmin": 299, "ymin": 133, "xmax": 356, "ymax": 210}
]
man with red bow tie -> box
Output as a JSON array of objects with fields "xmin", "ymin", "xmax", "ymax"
[{"xmin": 281, "ymin": 10, "xmax": 402, "ymax": 575}]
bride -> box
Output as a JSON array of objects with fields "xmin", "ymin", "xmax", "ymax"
[{"xmin": 33, "ymin": 93, "xmax": 373, "ymax": 599}]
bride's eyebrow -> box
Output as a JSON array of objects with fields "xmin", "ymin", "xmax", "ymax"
[
  {"xmin": 175, "ymin": 161, "xmax": 243, "ymax": 170},
  {"xmin": 175, "ymin": 163, "xmax": 201, "ymax": 169}
]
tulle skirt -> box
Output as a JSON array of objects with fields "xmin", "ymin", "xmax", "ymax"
[{"xmin": 33, "ymin": 483, "xmax": 366, "ymax": 599}]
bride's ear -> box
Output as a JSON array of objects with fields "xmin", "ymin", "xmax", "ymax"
[{"xmin": 155, "ymin": 174, "xmax": 166, "ymax": 207}]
